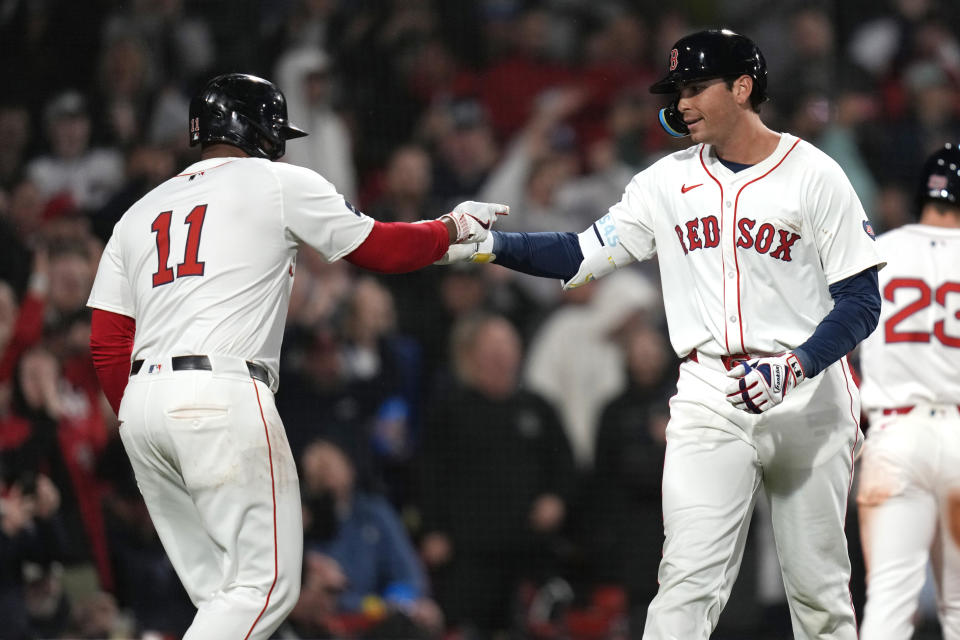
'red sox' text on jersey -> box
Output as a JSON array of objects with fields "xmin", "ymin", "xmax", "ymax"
[{"xmin": 605, "ymin": 133, "xmax": 880, "ymax": 361}]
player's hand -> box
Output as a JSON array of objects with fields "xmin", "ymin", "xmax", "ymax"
[
  {"xmin": 434, "ymin": 235, "xmax": 496, "ymax": 265},
  {"xmin": 440, "ymin": 201, "xmax": 509, "ymax": 244},
  {"xmin": 724, "ymin": 352, "xmax": 806, "ymax": 414}
]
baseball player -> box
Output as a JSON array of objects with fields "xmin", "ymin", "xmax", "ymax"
[
  {"xmin": 857, "ymin": 143, "xmax": 960, "ymax": 639},
  {"xmin": 85, "ymin": 73, "xmax": 507, "ymax": 640},
  {"xmin": 441, "ymin": 29, "xmax": 884, "ymax": 639}
]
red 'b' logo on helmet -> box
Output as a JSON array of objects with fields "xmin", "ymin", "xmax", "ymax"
[
  {"xmin": 928, "ymin": 175, "xmax": 948, "ymax": 190},
  {"xmin": 670, "ymin": 49, "xmax": 679, "ymax": 71}
]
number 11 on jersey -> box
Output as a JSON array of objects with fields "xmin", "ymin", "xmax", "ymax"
[{"xmin": 152, "ymin": 204, "xmax": 207, "ymax": 287}]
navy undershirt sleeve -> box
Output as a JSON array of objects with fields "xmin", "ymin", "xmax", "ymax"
[
  {"xmin": 490, "ymin": 230, "xmax": 584, "ymax": 280},
  {"xmin": 792, "ymin": 266, "xmax": 880, "ymax": 378}
]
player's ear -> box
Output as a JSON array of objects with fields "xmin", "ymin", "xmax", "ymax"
[{"xmin": 734, "ymin": 75, "xmax": 752, "ymax": 105}]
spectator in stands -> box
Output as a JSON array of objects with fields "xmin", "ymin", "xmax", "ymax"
[
  {"xmin": 477, "ymin": 6, "xmax": 573, "ymax": 140},
  {"xmin": 8, "ymin": 345, "xmax": 112, "ymax": 595},
  {"xmin": 814, "ymin": 77, "xmax": 882, "ymax": 220},
  {"xmin": 66, "ymin": 590, "xmax": 135, "ymax": 639},
  {"xmin": 279, "ymin": 551, "xmax": 347, "ymax": 639},
  {"xmin": 5, "ymin": 179, "xmax": 48, "ymax": 247},
  {"xmin": 477, "ymin": 85, "xmax": 586, "ymax": 304},
  {"xmin": 279, "ymin": 276, "xmax": 420, "ymax": 494},
  {"xmin": 340, "ymin": 277, "xmax": 423, "ymax": 503},
  {"xmin": 590, "ymin": 323, "xmax": 675, "ymax": 635},
  {"xmin": 479, "ymin": 85, "xmax": 586, "ymax": 235},
  {"xmin": 524, "ymin": 270, "xmax": 660, "ymax": 470},
  {"xmin": 847, "ymin": 0, "xmax": 940, "ymax": 81},
  {"xmin": 276, "ymin": 47, "xmax": 357, "ymax": 201},
  {"xmin": 0, "ymin": 471, "xmax": 68, "ymax": 639},
  {"xmin": 426, "ymin": 97, "xmax": 500, "ymax": 212},
  {"xmin": 26, "ymin": 91, "xmax": 124, "ymax": 214},
  {"xmin": 0, "ymin": 103, "xmax": 32, "ymax": 189},
  {"xmin": 0, "ymin": 253, "xmax": 47, "ymax": 384},
  {"xmin": 94, "ymin": 34, "xmax": 155, "ymax": 149},
  {"xmin": 368, "ymin": 144, "xmax": 435, "ymax": 223},
  {"xmin": 418, "ymin": 312, "xmax": 575, "ymax": 638},
  {"xmin": 96, "ymin": 431, "xmax": 193, "ymax": 637},
  {"xmin": 770, "ymin": 6, "xmax": 841, "ymax": 112},
  {"xmin": 101, "ymin": 0, "xmax": 215, "ymax": 88},
  {"xmin": 277, "ymin": 323, "xmax": 375, "ymax": 483},
  {"xmin": 300, "ymin": 439, "xmax": 443, "ymax": 639},
  {"xmin": 864, "ymin": 59, "xmax": 960, "ymax": 189},
  {"xmin": 42, "ymin": 237, "xmax": 97, "ymax": 338}
]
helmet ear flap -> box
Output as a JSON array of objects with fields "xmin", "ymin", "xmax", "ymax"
[{"xmin": 658, "ymin": 98, "xmax": 689, "ymax": 138}]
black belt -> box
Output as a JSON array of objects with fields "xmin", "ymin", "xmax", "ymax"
[{"xmin": 130, "ymin": 355, "xmax": 269, "ymax": 386}]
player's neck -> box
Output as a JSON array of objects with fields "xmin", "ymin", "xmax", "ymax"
[
  {"xmin": 711, "ymin": 117, "xmax": 779, "ymax": 165},
  {"xmin": 919, "ymin": 205, "xmax": 960, "ymax": 228},
  {"xmin": 200, "ymin": 144, "xmax": 251, "ymax": 160}
]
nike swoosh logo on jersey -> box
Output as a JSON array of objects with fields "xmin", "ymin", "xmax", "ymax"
[
  {"xmin": 681, "ymin": 183, "xmax": 703, "ymax": 193},
  {"xmin": 467, "ymin": 214, "xmax": 491, "ymax": 230}
]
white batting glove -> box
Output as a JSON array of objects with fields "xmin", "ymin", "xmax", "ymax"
[
  {"xmin": 434, "ymin": 235, "xmax": 496, "ymax": 265},
  {"xmin": 440, "ymin": 201, "xmax": 509, "ymax": 244},
  {"xmin": 724, "ymin": 352, "xmax": 806, "ymax": 414}
]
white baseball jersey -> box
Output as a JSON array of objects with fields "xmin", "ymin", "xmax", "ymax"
[
  {"xmin": 602, "ymin": 132, "xmax": 884, "ymax": 359},
  {"xmin": 595, "ymin": 133, "xmax": 878, "ymax": 639},
  {"xmin": 860, "ymin": 224, "xmax": 960, "ymax": 410},
  {"xmin": 87, "ymin": 157, "xmax": 374, "ymax": 390},
  {"xmin": 856, "ymin": 223, "xmax": 960, "ymax": 639}
]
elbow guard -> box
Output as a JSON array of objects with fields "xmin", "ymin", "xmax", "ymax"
[{"xmin": 562, "ymin": 226, "xmax": 634, "ymax": 289}]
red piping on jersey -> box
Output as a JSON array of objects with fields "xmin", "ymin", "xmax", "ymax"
[
  {"xmin": 840, "ymin": 355, "xmax": 861, "ymax": 467},
  {"xmin": 244, "ymin": 380, "xmax": 279, "ymax": 640},
  {"xmin": 701, "ymin": 139, "xmax": 802, "ymax": 353},
  {"xmin": 176, "ymin": 160, "xmax": 235, "ymax": 177},
  {"xmin": 839, "ymin": 354, "xmax": 860, "ymax": 635}
]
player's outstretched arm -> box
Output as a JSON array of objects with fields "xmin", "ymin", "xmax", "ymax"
[
  {"xmin": 435, "ymin": 219, "xmax": 635, "ymax": 287},
  {"xmin": 344, "ymin": 201, "xmax": 508, "ymax": 274}
]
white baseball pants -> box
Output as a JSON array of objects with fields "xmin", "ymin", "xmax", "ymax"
[
  {"xmin": 118, "ymin": 355, "xmax": 302, "ymax": 640},
  {"xmin": 859, "ymin": 404, "xmax": 960, "ymax": 640},
  {"xmin": 643, "ymin": 357, "xmax": 861, "ymax": 640}
]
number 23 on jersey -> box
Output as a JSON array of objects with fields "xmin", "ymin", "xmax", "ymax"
[
  {"xmin": 152, "ymin": 204, "xmax": 207, "ymax": 287},
  {"xmin": 884, "ymin": 278, "xmax": 960, "ymax": 348}
]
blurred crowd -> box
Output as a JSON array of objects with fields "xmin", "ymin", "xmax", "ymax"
[{"xmin": 1, "ymin": 0, "xmax": 959, "ymax": 638}]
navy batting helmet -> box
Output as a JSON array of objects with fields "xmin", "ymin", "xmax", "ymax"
[
  {"xmin": 916, "ymin": 143, "xmax": 960, "ymax": 215},
  {"xmin": 650, "ymin": 29, "xmax": 767, "ymax": 100},
  {"xmin": 189, "ymin": 73, "xmax": 307, "ymax": 161}
]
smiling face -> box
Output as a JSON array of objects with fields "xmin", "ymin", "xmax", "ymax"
[{"xmin": 676, "ymin": 75, "xmax": 753, "ymax": 145}]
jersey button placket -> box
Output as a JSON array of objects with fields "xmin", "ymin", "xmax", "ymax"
[{"xmin": 721, "ymin": 182, "xmax": 744, "ymax": 352}]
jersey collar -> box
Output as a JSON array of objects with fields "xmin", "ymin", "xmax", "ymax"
[{"xmin": 702, "ymin": 133, "xmax": 798, "ymax": 180}]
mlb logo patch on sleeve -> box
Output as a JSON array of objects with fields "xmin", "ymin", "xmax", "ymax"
[
  {"xmin": 345, "ymin": 200, "xmax": 362, "ymax": 217},
  {"xmin": 862, "ymin": 220, "xmax": 876, "ymax": 240}
]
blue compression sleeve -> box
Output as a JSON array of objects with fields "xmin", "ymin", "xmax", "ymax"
[
  {"xmin": 490, "ymin": 231, "xmax": 583, "ymax": 280},
  {"xmin": 792, "ymin": 266, "xmax": 880, "ymax": 378}
]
